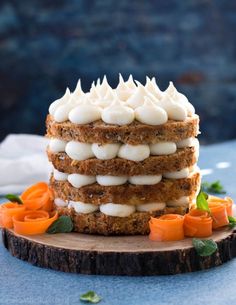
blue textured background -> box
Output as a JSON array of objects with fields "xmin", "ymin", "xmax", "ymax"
[{"xmin": 0, "ymin": 0, "xmax": 236, "ymax": 142}]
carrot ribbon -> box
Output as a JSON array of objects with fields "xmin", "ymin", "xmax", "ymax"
[
  {"xmin": 0, "ymin": 182, "xmax": 56, "ymax": 235},
  {"xmin": 208, "ymin": 202, "xmax": 229, "ymax": 229},
  {"xmin": 184, "ymin": 208, "xmax": 212, "ymax": 238},
  {"xmin": 0, "ymin": 202, "xmax": 25, "ymax": 229},
  {"xmin": 21, "ymin": 182, "xmax": 53, "ymax": 211},
  {"xmin": 149, "ymin": 214, "xmax": 184, "ymax": 241},
  {"xmin": 13, "ymin": 210, "xmax": 58, "ymax": 235},
  {"xmin": 208, "ymin": 195, "xmax": 233, "ymax": 217}
]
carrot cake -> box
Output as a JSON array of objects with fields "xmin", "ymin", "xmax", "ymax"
[{"xmin": 46, "ymin": 75, "xmax": 201, "ymax": 235}]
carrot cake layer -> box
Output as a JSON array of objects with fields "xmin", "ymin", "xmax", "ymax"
[
  {"xmin": 46, "ymin": 75, "xmax": 201, "ymax": 235},
  {"xmin": 46, "ymin": 114, "xmax": 199, "ymax": 145},
  {"xmin": 48, "ymin": 146, "xmax": 197, "ymax": 176},
  {"xmin": 56, "ymin": 206, "xmax": 187, "ymax": 235},
  {"xmin": 50, "ymin": 171, "xmax": 200, "ymax": 205}
]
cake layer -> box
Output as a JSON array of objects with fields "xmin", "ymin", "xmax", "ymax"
[
  {"xmin": 46, "ymin": 114, "xmax": 199, "ymax": 145},
  {"xmin": 56, "ymin": 206, "xmax": 187, "ymax": 235},
  {"xmin": 50, "ymin": 171, "xmax": 200, "ymax": 205},
  {"xmin": 48, "ymin": 147, "xmax": 197, "ymax": 176}
]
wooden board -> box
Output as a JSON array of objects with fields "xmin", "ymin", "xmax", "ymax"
[{"xmin": 2, "ymin": 228, "xmax": 236, "ymax": 275}]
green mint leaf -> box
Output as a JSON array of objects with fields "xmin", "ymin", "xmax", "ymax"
[
  {"xmin": 80, "ymin": 291, "xmax": 102, "ymax": 304},
  {"xmin": 5, "ymin": 194, "xmax": 23, "ymax": 205},
  {"xmin": 192, "ymin": 238, "xmax": 218, "ymax": 257},
  {"xmin": 228, "ymin": 216, "xmax": 236, "ymax": 229},
  {"xmin": 46, "ymin": 216, "xmax": 73, "ymax": 234},
  {"xmin": 201, "ymin": 180, "xmax": 226, "ymax": 194},
  {"xmin": 196, "ymin": 191, "xmax": 210, "ymax": 212}
]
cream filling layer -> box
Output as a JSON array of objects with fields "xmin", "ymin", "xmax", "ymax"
[
  {"xmin": 49, "ymin": 137, "xmax": 198, "ymax": 161},
  {"xmin": 54, "ymin": 199, "xmax": 185, "ymax": 217},
  {"xmin": 53, "ymin": 166, "xmax": 198, "ymax": 187}
]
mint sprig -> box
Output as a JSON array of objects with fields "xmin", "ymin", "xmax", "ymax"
[
  {"xmin": 228, "ymin": 216, "xmax": 236, "ymax": 229},
  {"xmin": 80, "ymin": 291, "xmax": 102, "ymax": 304},
  {"xmin": 196, "ymin": 191, "xmax": 210, "ymax": 213},
  {"xmin": 201, "ymin": 180, "xmax": 226, "ymax": 194},
  {"xmin": 192, "ymin": 238, "xmax": 218, "ymax": 257},
  {"xmin": 5, "ymin": 194, "xmax": 23, "ymax": 205},
  {"xmin": 47, "ymin": 216, "xmax": 73, "ymax": 234}
]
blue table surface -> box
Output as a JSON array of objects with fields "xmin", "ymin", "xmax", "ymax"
[{"xmin": 1, "ymin": 140, "xmax": 236, "ymax": 305}]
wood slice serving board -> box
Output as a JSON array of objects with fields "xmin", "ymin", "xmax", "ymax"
[{"xmin": 2, "ymin": 228, "xmax": 236, "ymax": 276}]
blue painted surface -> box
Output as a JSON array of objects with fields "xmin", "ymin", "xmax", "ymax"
[{"xmin": 0, "ymin": 141, "xmax": 236, "ymax": 305}]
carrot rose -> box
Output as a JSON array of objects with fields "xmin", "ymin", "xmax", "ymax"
[{"xmin": 149, "ymin": 214, "xmax": 184, "ymax": 241}]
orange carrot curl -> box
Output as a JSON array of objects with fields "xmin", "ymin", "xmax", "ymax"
[
  {"xmin": 13, "ymin": 210, "xmax": 58, "ymax": 235},
  {"xmin": 149, "ymin": 214, "xmax": 184, "ymax": 241},
  {"xmin": 184, "ymin": 208, "xmax": 212, "ymax": 238},
  {"xmin": 208, "ymin": 195, "xmax": 233, "ymax": 217},
  {"xmin": 0, "ymin": 202, "xmax": 25, "ymax": 229},
  {"xmin": 21, "ymin": 182, "xmax": 54, "ymax": 211},
  {"xmin": 208, "ymin": 202, "xmax": 229, "ymax": 229}
]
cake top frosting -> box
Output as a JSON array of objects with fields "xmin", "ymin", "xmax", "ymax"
[{"xmin": 48, "ymin": 74, "xmax": 195, "ymax": 126}]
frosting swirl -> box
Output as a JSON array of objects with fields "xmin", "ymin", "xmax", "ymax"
[
  {"xmin": 126, "ymin": 83, "xmax": 146, "ymax": 109},
  {"xmin": 102, "ymin": 98, "xmax": 134, "ymax": 125},
  {"xmin": 135, "ymin": 96, "xmax": 168, "ymax": 125},
  {"xmin": 100, "ymin": 203, "xmax": 135, "ymax": 217},
  {"xmin": 68, "ymin": 173, "xmax": 96, "ymax": 188},
  {"xmin": 65, "ymin": 141, "xmax": 94, "ymax": 161},
  {"xmin": 48, "ymin": 75, "xmax": 196, "ymax": 125},
  {"xmin": 49, "ymin": 88, "xmax": 70, "ymax": 116},
  {"xmin": 118, "ymin": 144, "xmax": 150, "ymax": 161},
  {"xmin": 68, "ymin": 200, "xmax": 98, "ymax": 213},
  {"xmin": 69, "ymin": 98, "xmax": 102, "ymax": 124},
  {"xmin": 92, "ymin": 143, "xmax": 120, "ymax": 160}
]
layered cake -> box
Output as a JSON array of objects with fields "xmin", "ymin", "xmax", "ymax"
[{"xmin": 46, "ymin": 75, "xmax": 201, "ymax": 235}]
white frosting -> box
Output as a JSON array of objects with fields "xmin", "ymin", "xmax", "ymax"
[
  {"xmin": 193, "ymin": 138, "xmax": 200, "ymax": 159},
  {"xmin": 71, "ymin": 79, "xmax": 85, "ymax": 102},
  {"xmin": 135, "ymin": 96, "xmax": 168, "ymax": 125},
  {"xmin": 53, "ymin": 102, "xmax": 75, "ymax": 123},
  {"xmin": 65, "ymin": 141, "xmax": 94, "ymax": 161},
  {"xmin": 102, "ymin": 98, "xmax": 134, "ymax": 125},
  {"xmin": 160, "ymin": 93, "xmax": 187, "ymax": 121},
  {"xmin": 118, "ymin": 144, "xmax": 150, "ymax": 161},
  {"xmin": 89, "ymin": 81, "xmax": 99, "ymax": 99},
  {"xmin": 49, "ymin": 138, "xmax": 67, "ymax": 153},
  {"xmin": 96, "ymin": 76, "xmax": 111, "ymax": 97},
  {"xmin": 91, "ymin": 143, "xmax": 120, "ymax": 160},
  {"xmin": 145, "ymin": 77, "xmax": 163, "ymax": 100},
  {"xmin": 49, "ymin": 76, "xmax": 196, "ymax": 125},
  {"xmin": 49, "ymin": 88, "xmax": 70, "ymax": 116},
  {"xmin": 68, "ymin": 173, "xmax": 96, "ymax": 188},
  {"xmin": 167, "ymin": 196, "xmax": 189, "ymax": 207},
  {"xmin": 54, "ymin": 198, "xmax": 68, "ymax": 207},
  {"xmin": 68, "ymin": 101, "xmax": 102, "ymax": 124},
  {"xmin": 163, "ymin": 167, "xmax": 190, "ymax": 179},
  {"xmin": 125, "ymin": 75, "xmax": 136, "ymax": 89},
  {"xmin": 150, "ymin": 142, "xmax": 177, "ymax": 155},
  {"xmin": 128, "ymin": 175, "xmax": 162, "ymax": 185},
  {"xmin": 126, "ymin": 83, "xmax": 146, "ymax": 109},
  {"xmin": 136, "ymin": 202, "xmax": 166, "ymax": 212},
  {"xmin": 96, "ymin": 87, "xmax": 116, "ymax": 108},
  {"xmin": 116, "ymin": 74, "xmax": 133, "ymax": 101},
  {"xmin": 100, "ymin": 203, "xmax": 135, "ymax": 217},
  {"xmin": 96, "ymin": 175, "xmax": 127, "ymax": 186},
  {"xmin": 53, "ymin": 169, "xmax": 68, "ymax": 181},
  {"xmin": 68, "ymin": 200, "xmax": 98, "ymax": 214},
  {"xmin": 176, "ymin": 137, "xmax": 195, "ymax": 148},
  {"xmin": 165, "ymin": 82, "xmax": 195, "ymax": 116}
]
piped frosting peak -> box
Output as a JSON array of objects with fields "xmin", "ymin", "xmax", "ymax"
[{"xmin": 49, "ymin": 74, "xmax": 196, "ymax": 125}]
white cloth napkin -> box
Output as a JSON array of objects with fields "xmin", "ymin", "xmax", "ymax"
[{"xmin": 0, "ymin": 134, "xmax": 51, "ymax": 195}]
